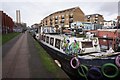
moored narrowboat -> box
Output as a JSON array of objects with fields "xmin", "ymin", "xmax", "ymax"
[{"xmin": 37, "ymin": 26, "xmax": 120, "ymax": 80}]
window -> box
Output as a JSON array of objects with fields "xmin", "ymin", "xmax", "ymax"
[
  {"xmin": 46, "ymin": 36, "xmax": 49, "ymax": 43},
  {"xmin": 50, "ymin": 37, "xmax": 54, "ymax": 46},
  {"xmin": 55, "ymin": 39, "xmax": 61, "ymax": 49},
  {"xmin": 55, "ymin": 16, "xmax": 58, "ymax": 19},
  {"xmin": 42, "ymin": 35, "xmax": 44, "ymax": 40},
  {"xmin": 55, "ymin": 20, "xmax": 58, "ymax": 22},
  {"xmin": 43, "ymin": 35, "xmax": 46, "ymax": 42},
  {"xmin": 88, "ymin": 16, "xmax": 90, "ymax": 18},
  {"xmin": 96, "ymin": 15, "xmax": 98, "ymax": 17},
  {"xmin": 82, "ymin": 42, "xmax": 93, "ymax": 48},
  {"xmin": 62, "ymin": 15, "xmax": 64, "ymax": 19}
]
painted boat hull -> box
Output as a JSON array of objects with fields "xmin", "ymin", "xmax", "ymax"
[{"xmin": 39, "ymin": 41, "xmax": 120, "ymax": 80}]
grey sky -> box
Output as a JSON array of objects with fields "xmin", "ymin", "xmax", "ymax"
[{"xmin": 1, "ymin": 0, "xmax": 120, "ymax": 27}]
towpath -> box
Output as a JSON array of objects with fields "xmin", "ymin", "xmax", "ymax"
[{"xmin": 2, "ymin": 31, "xmax": 69, "ymax": 79}]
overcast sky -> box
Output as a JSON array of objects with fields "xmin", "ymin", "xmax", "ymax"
[{"xmin": 1, "ymin": 0, "xmax": 120, "ymax": 27}]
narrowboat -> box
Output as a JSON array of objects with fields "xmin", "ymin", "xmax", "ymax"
[{"xmin": 36, "ymin": 27, "xmax": 120, "ymax": 80}]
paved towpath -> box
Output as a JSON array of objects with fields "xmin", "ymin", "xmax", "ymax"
[{"xmin": 2, "ymin": 31, "xmax": 69, "ymax": 79}]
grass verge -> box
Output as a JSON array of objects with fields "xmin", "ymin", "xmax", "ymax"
[
  {"xmin": 32, "ymin": 36, "xmax": 69, "ymax": 79},
  {"xmin": 34, "ymin": 40, "xmax": 59, "ymax": 73},
  {"xmin": 2, "ymin": 32, "xmax": 20, "ymax": 45}
]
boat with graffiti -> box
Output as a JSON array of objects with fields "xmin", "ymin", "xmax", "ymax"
[{"xmin": 37, "ymin": 26, "xmax": 120, "ymax": 80}]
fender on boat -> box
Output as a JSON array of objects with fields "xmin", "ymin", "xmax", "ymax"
[
  {"xmin": 101, "ymin": 63, "xmax": 119, "ymax": 78},
  {"xmin": 70, "ymin": 57, "xmax": 80, "ymax": 69},
  {"xmin": 115, "ymin": 55, "xmax": 120, "ymax": 67},
  {"xmin": 78, "ymin": 64, "xmax": 88, "ymax": 77},
  {"xmin": 87, "ymin": 67, "xmax": 102, "ymax": 80}
]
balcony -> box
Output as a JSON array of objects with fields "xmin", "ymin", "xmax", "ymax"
[
  {"xmin": 61, "ymin": 15, "xmax": 64, "ymax": 19},
  {"xmin": 50, "ymin": 23, "xmax": 52, "ymax": 26},
  {"xmin": 69, "ymin": 20, "xmax": 73, "ymax": 23},
  {"xmin": 55, "ymin": 20, "xmax": 58, "ymax": 22},
  {"xmin": 69, "ymin": 18, "xmax": 73, "ymax": 23},
  {"xmin": 87, "ymin": 16, "xmax": 91, "ymax": 19},
  {"xmin": 55, "ymin": 16, "xmax": 58, "ymax": 20},
  {"xmin": 55, "ymin": 18, "xmax": 58, "ymax": 20},
  {"xmin": 69, "ymin": 17, "xmax": 73, "ymax": 20},
  {"xmin": 95, "ymin": 19, "xmax": 98, "ymax": 21},
  {"xmin": 95, "ymin": 18, "xmax": 98, "ymax": 21},
  {"xmin": 60, "ymin": 23, "xmax": 64, "ymax": 27},
  {"xmin": 94, "ymin": 21, "xmax": 98, "ymax": 23},
  {"xmin": 50, "ymin": 21, "xmax": 52, "ymax": 25},
  {"xmin": 60, "ymin": 20, "xmax": 64, "ymax": 23},
  {"xmin": 95, "ymin": 15, "xmax": 98, "ymax": 18},
  {"xmin": 55, "ymin": 22, "xmax": 58, "ymax": 24},
  {"xmin": 87, "ymin": 18, "xmax": 90, "ymax": 21},
  {"xmin": 69, "ymin": 15, "xmax": 73, "ymax": 18},
  {"xmin": 50, "ymin": 18, "xmax": 52, "ymax": 21},
  {"xmin": 45, "ymin": 21, "xmax": 47, "ymax": 25}
]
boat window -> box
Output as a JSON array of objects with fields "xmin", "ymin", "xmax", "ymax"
[
  {"xmin": 46, "ymin": 36, "xmax": 49, "ymax": 43},
  {"xmin": 50, "ymin": 37, "xmax": 54, "ymax": 46},
  {"xmin": 55, "ymin": 39, "xmax": 61, "ymax": 49},
  {"xmin": 43, "ymin": 35, "xmax": 46, "ymax": 42},
  {"xmin": 82, "ymin": 42, "xmax": 93, "ymax": 48},
  {"xmin": 42, "ymin": 35, "xmax": 43, "ymax": 40}
]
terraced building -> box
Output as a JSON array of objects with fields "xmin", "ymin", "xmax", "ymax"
[{"xmin": 40, "ymin": 7, "xmax": 85, "ymax": 28}]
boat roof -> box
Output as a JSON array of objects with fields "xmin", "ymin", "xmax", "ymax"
[
  {"xmin": 97, "ymin": 29, "xmax": 120, "ymax": 32},
  {"xmin": 44, "ymin": 33, "xmax": 96, "ymax": 42}
]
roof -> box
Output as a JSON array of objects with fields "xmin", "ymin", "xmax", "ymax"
[
  {"xmin": 43, "ymin": 6, "xmax": 84, "ymax": 20},
  {"xmin": 52, "ymin": 6, "xmax": 79, "ymax": 14},
  {"xmin": 85, "ymin": 14, "xmax": 103, "ymax": 17},
  {"xmin": 98, "ymin": 29, "xmax": 120, "ymax": 33}
]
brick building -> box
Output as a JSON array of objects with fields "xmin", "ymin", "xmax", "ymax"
[
  {"xmin": 85, "ymin": 14, "xmax": 104, "ymax": 25},
  {"xmin": 40, "ymin": 7, "xmax": 85, "ymax": 28},
  {"xmin": 0, "ymin": 11, "xmax": 14, "ymax": 34},
  {"xmin": 117, "ymin": 16, "xmax": 120, "ymax": 26}
]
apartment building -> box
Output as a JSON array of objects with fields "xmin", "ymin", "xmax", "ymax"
[
  {"xmin": 40, "ymin": 7, "xmax": 85, "ymax": 28},
  {"xmin": 85, "ymin": 14, "xmax": 104, "ymax": 25},
  {"xmin": 103, "ymin": 20, "xmax": 116, "ymax": 29}
]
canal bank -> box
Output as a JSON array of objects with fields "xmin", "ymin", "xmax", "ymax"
[
  {"xmin": 28, "ymin": 32, "xmax": 70, "ymax": 79},
  {"xmin": 2, "ymin": 31, "xmax": 69, "ymax": 79}
]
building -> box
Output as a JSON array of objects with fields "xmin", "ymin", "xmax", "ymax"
[
  {"xmin": 14, "ymin": 22, "xmax": 27, "ymax": 32},
  {"xmin": 85, "ymin": 14, "xmax": 104, "ymax": 25},
  {"xmin": 0, "ymin": 11, "xmax": 14, "ymax": 34},
  {"xmin": 97, "ymin": 29, "xmax": 120, "ymax": 51},
  {"xmin": 16, "ymin": 10, "xmax": 21, "ymax": 23},
  {"xmin": 103, "ymin": 20, "xmax": 116, "ymax": 29},
  {"xmin": 31, "ymin": 23, "xmax": 39, "ymax": 29},
  {"xmin": 14, "ymin": 10, "xmax": 27, "ymax": 32},
  {"xmin": 40, "ymin": 7, "xmax": 85, "ymax": 28},
  {"xmin": 117, "ymin": 16, "xmax": 120, "ymax": 26}
]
